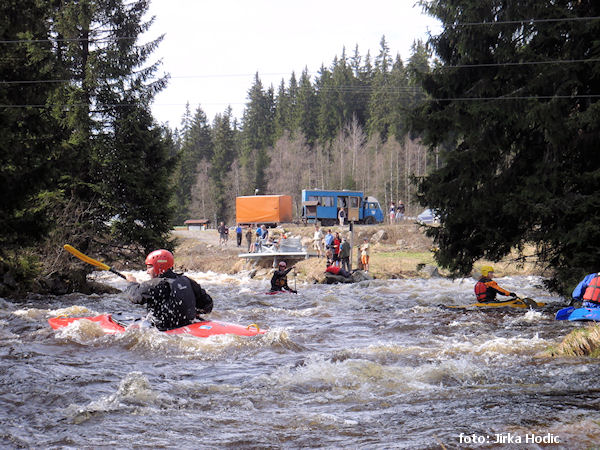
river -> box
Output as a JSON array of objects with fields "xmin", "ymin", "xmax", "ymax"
[{"xmin": 1, "ymin": 272, "xmax": 599, "ymax": 449}]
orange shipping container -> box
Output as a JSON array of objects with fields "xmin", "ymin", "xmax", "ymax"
[{"xmin": 236, "ymin": 195, "xmax": 293, "ymax": 224}]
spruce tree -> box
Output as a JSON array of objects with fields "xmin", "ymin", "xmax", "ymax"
[
  {"xmin": 0, "ymin": 1, "xmax": 64, "ymax": 254},
  {"xmin": 315, "ymin": 64, "xmax": 338, "ymax": 142},
  {"xmin": 49, "ymin": 0, "xmax": 171, "ymax": 256},
  {"xmin": 294, "ymin": 68, "xmax": 318, "ymax": 147},
  {"xmin": 211, "ymin": 108, "xmax": 236, "ymax": 222},
  {"xmin": 172, "ymin": 106, "xmax": 213, "ymax": 223},
  {"xmin": 367, "ymin": 36, "xmax": 394, "ymax": 140},
  {"xmin": 241, "ymin": 74, "xmax": 275, "ymax": 194},
  {"xmin": 413, "ymin": 0, "xmax": 600, "ymax": 294}
]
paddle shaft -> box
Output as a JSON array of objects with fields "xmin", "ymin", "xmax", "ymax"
[{"xmin": 64, "ymin": 244, "xmax": 127, "ymax": 279}]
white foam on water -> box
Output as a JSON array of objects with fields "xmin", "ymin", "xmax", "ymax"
[
  {"xmin": 65, "ymin": 371, "xmax": 162, "ymax": 424},
  {"xmin": 13, "ymin": 307, "xmax": 49, "ymax": 321},
  {"xmin": 54, "ymin": 318, "xmax": 113, "ymax": 342},
  {"xmin": 47, "ymin": 305, "xmax": 97, "ymax": 317}
]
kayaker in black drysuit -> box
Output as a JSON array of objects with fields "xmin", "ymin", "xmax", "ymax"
[
  {"xmin": 270, "ymin": 261, "xmax": 297, "ymax": 293},
  {"xmin": 125, "ymin": 249, "xmax": 213, "ymax": 331}
]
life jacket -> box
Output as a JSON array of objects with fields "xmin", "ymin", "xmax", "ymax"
[
  {"xmin": 474, "ymin": 277, "xmax": 511, "ymax": 302},
  {"xmin": 474, "ymin": 279, "xmax": 489, "ymax": 302},
  {"xmin": 271, "ymin": 268, "xmax": 290, "ymax": 290},
  {"xmin": 151, "ymin": 275, "xmax": 197, "ymax": 330},
  {"xmin": 583, "ymin": 275, "xmax": 600, "ymax": 303}
]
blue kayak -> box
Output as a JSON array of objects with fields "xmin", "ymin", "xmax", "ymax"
[{"xmin": 555, "ymin": 306, "xmax": 600, "ymax": 322}]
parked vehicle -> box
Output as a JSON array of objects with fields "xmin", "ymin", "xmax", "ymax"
[
  {"xmin": 301, "ymin": 189, "xmax": 384, "ymax": 226},
  {"xmin": 236, "ymin": 195, "xmax": 293, "ymax": 226},
  {"xmin": 416, "ymin": 208, "xmax": 438, "ymax": 225}
]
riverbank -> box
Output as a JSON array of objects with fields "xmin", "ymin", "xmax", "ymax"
[{"xmin": 171, "ymin": 222, "xmax": 547, "ymax": 283}]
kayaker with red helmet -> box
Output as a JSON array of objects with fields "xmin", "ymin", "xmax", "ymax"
[
  {"xmin": 125, "ymin": 249, "xmax": 213, "ymax": 330},
  {"xmin": 270, "ymin": 261, "xmax": 297, "ymax": 293},
  {"xmin": 474, "ymin": 266, "xmax": 516, "ymax": 302}
]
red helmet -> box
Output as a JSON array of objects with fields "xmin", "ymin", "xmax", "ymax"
[{"xmin": 145, "ymin": 249, "xmax": 174, "ymax": 276}]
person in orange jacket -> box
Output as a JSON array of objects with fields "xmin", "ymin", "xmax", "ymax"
[{"xmin": 474, "ymin": 266, "xmax": 516, "ymax": 302}]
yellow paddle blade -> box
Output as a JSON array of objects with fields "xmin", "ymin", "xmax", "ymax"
[{"xmin": 63, "ymin": 244, "xmax": 111, "ymax": 271}]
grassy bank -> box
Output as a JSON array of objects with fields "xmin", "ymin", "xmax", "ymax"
[{"xmin": 546, "ymin": 324, "xmax": 600, "ymax": 358}]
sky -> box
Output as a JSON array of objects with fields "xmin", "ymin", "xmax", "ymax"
[{"xmin": 144, "ymin": 0, "xmax": 442, "ymax": 129}]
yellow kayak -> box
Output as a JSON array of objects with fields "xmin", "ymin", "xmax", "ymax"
[{"xmin": 447, "ymin": 297, "xmax": 545, "ymax": 309}]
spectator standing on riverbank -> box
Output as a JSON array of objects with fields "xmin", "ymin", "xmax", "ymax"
[
  {"xmin": 339, "ymin": 237, "xmax": 351, "ymax": 272},
  {"xmin": 395, "ymin": 201, "xmax": 405, "ymax": 221},
  {"xmin": 332, "ymin": 232, "xmax": 342, "ymax": 267},
  {"xmin": 338, "ymin": 208, "xmax": 346, "ymax": 226},
  {"xmin": 360, "ymin": 238, "xmax": 370, "ymax": 272},
  {"xmin": 235, "ymin": 224, "xmax": 242, "ymax": 247},
  {"xmin": 254, "ymin": 225, "xmax": 263, "ymax": 252},
  {"xmin": 245, "ymin": 225, "xmax": 254, "ymax": 252},
  {"xmin": 313, "ymin": 225, "xmax": 324, "ymax": 258},
  {"xmin": 389, "ymin": 202, "xmax": 396, "ymax": 224},
  {"xmin": 218, "ymin": 222, "xmax": 228, "ymax": 246},
  {"xmin": 260, "ymin": 225, "xmax": 269, "ymax": 246},
  {"xmin": 324, "ymin": 229, "xmax": 334, "ymax": 253}
]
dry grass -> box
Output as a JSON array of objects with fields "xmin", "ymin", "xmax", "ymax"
[{"xmin": 546, "ymin": 324, "xmax": 600, "ymax": 357}]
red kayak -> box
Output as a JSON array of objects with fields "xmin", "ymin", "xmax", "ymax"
[{"xmin": 48, "ymin": 314, "xmax": 266, "ymax": 338}]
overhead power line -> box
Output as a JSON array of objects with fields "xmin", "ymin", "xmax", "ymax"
[
  {"xmin": 1, "ymin": 93, "xmax": 599, "ymax": 110},
  {"xmin": 2, "ymin": 56, "xmax": 599, "ymax": 86},
  {"xmin": 453, "ymin": 16, "xmax": 600, "ymax": 26},
  {"xmin": 0, "ymin": 36, "xmax": 137, "ymax": 44},
  {"xmin": 444, "ymin": 57, "xmax": 600, "ymax": 69},
  {"xmin": 1, "ymin": 16, "xmax": 597, "ymax": 44}
]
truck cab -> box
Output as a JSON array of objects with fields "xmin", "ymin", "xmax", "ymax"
[{"xmin": 362, "ymin": 196, "xmax": 384, "ymax": 224}]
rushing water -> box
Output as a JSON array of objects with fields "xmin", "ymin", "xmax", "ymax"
[{"xmin": 1, "ymin": 271, "xmax": 600, "ymax": 449}]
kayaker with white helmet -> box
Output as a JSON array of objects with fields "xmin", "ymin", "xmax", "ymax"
[
  {"xmin": 125, "ymin": 249, "xmax": 213, "ymax": 330},
  {"xmin": 474, "ymin": 266, "xmax": 516, "ymax": 302}
]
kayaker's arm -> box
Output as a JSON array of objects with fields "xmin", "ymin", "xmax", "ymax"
[
  {"xmin": 487, "ymin": 280, "xmax": 514, "ymax": 297},
  {"xmin": 572, "ymin": 273, "xmax": 596, "ymax": 302},
  {"xmin": 123, "ymin": 278, "xmax": 161, "ymax": 305},
  {"xmin": 190, "ymin": 278, "xmax": 213, "ymax": 315}
]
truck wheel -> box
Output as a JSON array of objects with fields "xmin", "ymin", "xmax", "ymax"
[{"xmin": 364, "ymin": 216, "xmax": 375, "ymax": 225}]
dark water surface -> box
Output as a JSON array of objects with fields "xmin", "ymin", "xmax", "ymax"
[{"xmin": 1, "ymin": 272, "xmax": 599, "ymax": 449}]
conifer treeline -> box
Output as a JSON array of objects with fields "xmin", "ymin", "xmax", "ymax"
[
  {"xmin": 1, "ymin": 0, "xmax": 175, "ymax": 291},
  {"xmin": 173, "ymin": 37, "xmax": 434, "ymax": 225}
]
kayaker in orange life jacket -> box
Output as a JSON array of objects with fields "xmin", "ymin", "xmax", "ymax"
[{"xmin": 474, "ymin": 266, "xmax": 516, "ymax": 302}]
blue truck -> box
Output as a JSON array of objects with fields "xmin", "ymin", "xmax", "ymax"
[{"xmin": 301, "ymin": 189, "xmax": 385, "ymax": 226}]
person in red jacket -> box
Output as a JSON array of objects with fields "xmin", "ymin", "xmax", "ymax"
[
  {"xmin": 332, "ymin": 232, "xmax": 342, "ymax": 267},
  {"xmin": 474, "ymin": 266, "xmax": 516, "ymax": 302},
  {"xmin": 325, "ymin": 260, "xmax": 351, "ymax": 278}
]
